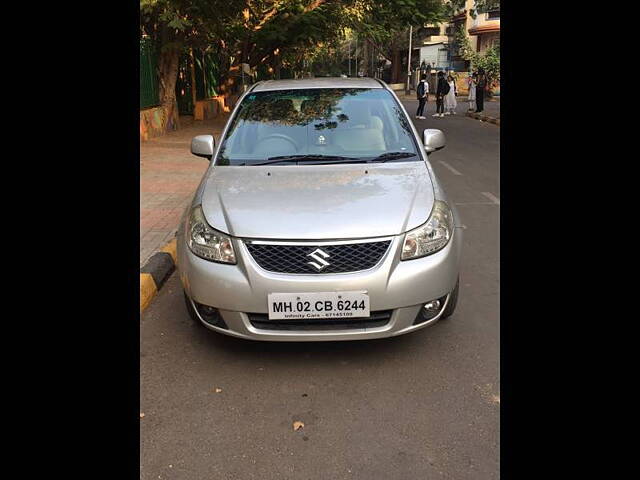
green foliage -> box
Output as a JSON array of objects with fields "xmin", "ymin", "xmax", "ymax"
[
  {"xmin": 471, "ymin": 0, "xmax": 500, "ymax": 17},
  {"xmin": 444, "ymin": 0, "xmax": 499, "ymax": 19},
  {"xmin": 247, "ymin": 1, "xmax": 352, "ymax": 67},
  {"xmin": 478, "ymin": 44, "xmax": 499, "ymax": 82},
  {"xmin": 454, "ymin": 24, "xmax": 499, "ymax": 88},
  {"xmin": 141, "ymin": 0, "xmax": 447, "ymax": 64},
  {"xmin": 194, "ymin": 50, "xmax": 219, "ymax": 98},
  {"xmin": 140, "ymin": 0, "xmax": 447, "ymax": 96},
  {"xmin": 356, "ymin": 0, "xmax": 445, "ymax": 47},
  {"xmin": 140, "ymin": 0, "xmax": 242, "ymax": 51}
]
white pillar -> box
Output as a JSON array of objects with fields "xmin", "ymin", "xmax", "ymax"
[{"xmin": 405, "ymin": 25, "xmax": 413, "ymax": 94}]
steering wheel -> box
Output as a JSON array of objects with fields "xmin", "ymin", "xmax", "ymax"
[{"xmin": 253, "ymin": 134, "xmax": 298, "ymax": 154}]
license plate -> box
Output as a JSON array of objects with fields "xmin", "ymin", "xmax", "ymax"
[{"xmin": 267, "ymin": 291, "xmax": 370, "ymax": 320}]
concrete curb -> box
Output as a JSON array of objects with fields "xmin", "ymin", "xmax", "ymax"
[
  {"xmin": 466, "ymin": 112, "xmax": 500, "ymax": 126},
  {"xmin": 140, "ymin": 238, "xmax": 177, "ymax": 313}
]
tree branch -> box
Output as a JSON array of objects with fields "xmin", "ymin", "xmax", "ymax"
[{"xmin": 304, "ymin": 0, "xmax": 328, "ymax": 13}]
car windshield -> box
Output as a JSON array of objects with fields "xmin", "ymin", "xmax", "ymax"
[{"xmin": 216, "ymin": 88, "xmax": 419, "ymax": 166}]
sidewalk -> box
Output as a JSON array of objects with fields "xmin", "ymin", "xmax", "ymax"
[{"xmin": 140, "ymin": 115, "xmax": 229, "ymax": 267}]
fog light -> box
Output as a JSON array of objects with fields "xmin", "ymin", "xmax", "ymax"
[
  {"xmin": 200, "ymin": 305, "xmax": 217, "ymax": 316},
  {"xmin": 194, "ymin": 302, "xmax": 228, "ymax": 329},
  {"xmin": 195, "ymin": 302, "xmax": 219, "ymax": 319},
  {"xmin": 413, "ymin": 296, "xmax": 447, "ymax": 325},
  {"xmin": 423, "ymin": 300, "xmax": 441, "ymax": 312}
]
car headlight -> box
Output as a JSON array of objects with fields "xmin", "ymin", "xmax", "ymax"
[
  {"xmin": 401, "ymin": 200, "xmax": 453, "ymax": 260},
  {"xmin": 187, "ymin": 205, "xmax": 236, "ymax": 264}
]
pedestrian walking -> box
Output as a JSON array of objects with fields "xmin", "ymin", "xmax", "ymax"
[
  {"xmin": 432, "ymin": 71, "xmax": 448, "ymax": 118},
  {"xmin": 444, "ymin": 74, "xmax": 457, "ymax": 115},
  {"xmin": 467, "ymin": 72, "xmax": 477, "ymax": 112},
  {"xmin": 415, "ymin": 73, "xmax": 429, "ymax": 119},
  {"xmin": 476, "ymin": 68, "xmax": 486, "ymax": 113}
]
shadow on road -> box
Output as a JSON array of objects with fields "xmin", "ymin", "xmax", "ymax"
[
  {"xmin": 187, "ymin": 313, "xmax": 448, "ymax": 365},
  {"xmin": 141, "ymin": 274, "xmax": 461, "ymax": 370}
]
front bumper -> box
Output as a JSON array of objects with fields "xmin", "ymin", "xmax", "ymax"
[{"xmin": 177, "ymin": 229, "xmax": 462, "ymax": 341}]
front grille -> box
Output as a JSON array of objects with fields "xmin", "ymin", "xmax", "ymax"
[
  {"xmin": 248, "ymin": 310, "xmax": 393, "ymax": 331},
  {"xmin": 245, "ymin": 240, "xmax": 391, "ymax": 274}
]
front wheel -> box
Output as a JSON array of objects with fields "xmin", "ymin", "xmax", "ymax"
[{"xmin": 440, "ymin": 278, "xmax": 459, "ymax": 320}]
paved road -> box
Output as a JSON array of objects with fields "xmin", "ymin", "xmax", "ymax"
[
  {"xmin": 398, "ymin": 92, "xmax": 500, "ymax": 119},
  {"xmin": 140, "ymin": 101, "xmax": 500, "ymax": 480}
]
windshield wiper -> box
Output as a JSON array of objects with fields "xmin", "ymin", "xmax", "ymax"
[
  {"xmin": 250, "ymin": 152, "xmax": 416, "ymax": 166},
  {"xmin": 253, "ymin": 154, "xmax": 361, "ymax": 166},
  {"xmin": 369, "ymin": 151, "xmax": 418, "ymax": 162}
]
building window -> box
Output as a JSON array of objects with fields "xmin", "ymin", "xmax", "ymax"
[{"xmin": 487, "ymin": 9, "xmax": 500, "ymax": 20}]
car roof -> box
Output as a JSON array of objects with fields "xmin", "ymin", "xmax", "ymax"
[{"xmin": 251, "ymin": 77, "xmax": 385, "ymax": 92}]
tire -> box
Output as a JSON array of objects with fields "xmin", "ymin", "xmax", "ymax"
[
  {"xmin": 184, "ymin": 291, "xmax": 204, "ymax": 327},
  {"xmin": 440, "ymin": 278, "xmax": 459, "ymax": 320}
]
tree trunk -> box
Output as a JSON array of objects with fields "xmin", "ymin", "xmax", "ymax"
[
  {"xmin": 275, "ymin": 54, "xmax": 281, "ymax": 79},
  {"xmin": 391, "ymin": 46, "xmax": 401, "ymax": 84},
  {"xmin": 362, "ymin": 40, "xmax": 369, "ymax": 77},
  {"xmin": 158, "ymin": 48, "xmax": 180, "ymax": 108},
  {"xmin": 189, "ymin": 48, "xmax": 197, "ymax": 106}
]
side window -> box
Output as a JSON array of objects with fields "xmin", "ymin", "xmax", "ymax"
[{"xmin": 223, "ymin": 99, "xmax": 259, "ymax": 155}]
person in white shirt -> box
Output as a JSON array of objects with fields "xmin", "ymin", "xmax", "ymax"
[
  {"xmin": 444, "ymin": 74, "xmax": 457, "ymax": 115},
  {"xmin": 467, "ymin": 72, "xmax": 477, "ymax": 112},
  {"xmin": 415, "ymin": 74, "xmax": 429, "ymax": 119}
]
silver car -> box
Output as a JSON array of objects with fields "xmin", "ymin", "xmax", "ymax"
[{"xmin": 177, "ymin": 77, "xmax": 462, "ymax": 341}]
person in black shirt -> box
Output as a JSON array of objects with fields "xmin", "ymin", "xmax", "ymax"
[
  {"xmin": 415, "ymin": 74, "xmax": 429, "ymax": 119},
  {"xmin": 476, "ymin": 68, "xmax": 486, "ymax": 113},
  {"xmin": 432, "ymin": 71, "xmax": 449, "ymax": 118}
]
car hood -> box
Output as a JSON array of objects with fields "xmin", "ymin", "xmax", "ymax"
[{"xmin": 200, "ymin": 162, "xmax": 435, "ymax": 240}]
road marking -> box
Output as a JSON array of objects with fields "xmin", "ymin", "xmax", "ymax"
[
  {"xmin": 480, "ymin": 191, "xmax": 500, "ymax": 205},
  {"xmin": 438, "ymin": 160, "xmax": 462, "ymax": 176}
]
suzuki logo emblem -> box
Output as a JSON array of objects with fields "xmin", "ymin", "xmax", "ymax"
[{"xmin": 307, "ymin": 248, "xmax": 331, "ymax": 271}]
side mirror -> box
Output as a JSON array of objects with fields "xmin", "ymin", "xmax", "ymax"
[
  {"xmin": 191, "ymin": 135, "xmax": 215, "ymax": 160},
  {"xmin": 423, "ymin": 129, "xmax": 446, "ymax": 153}
]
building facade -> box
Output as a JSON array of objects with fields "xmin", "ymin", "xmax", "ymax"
[
  {"xmin": 468, "ymin": 4, "xmax": 500, "ymax": 53},
  {"xmin": 415, "ymin": 1, "xmax": 500, "ymax": 72}
]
